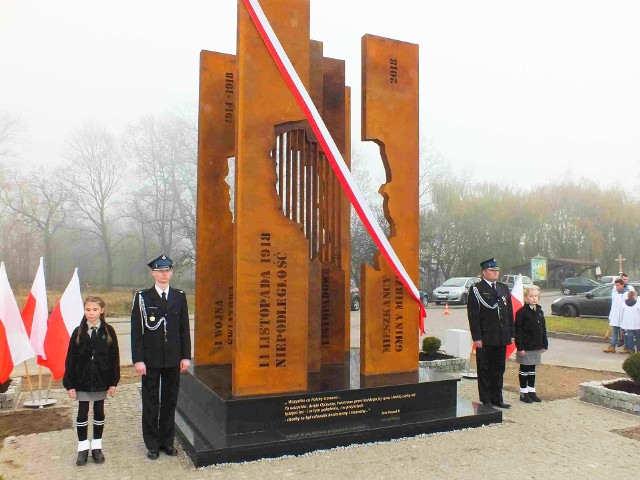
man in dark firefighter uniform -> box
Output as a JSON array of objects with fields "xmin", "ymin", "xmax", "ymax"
[
  {"xmin": 131, "ymin": 254, "xmax": 191, "ymax": 459},
  {"xmin": 467, "ymin": 258, "xmax": 514, "ymax": 409}
]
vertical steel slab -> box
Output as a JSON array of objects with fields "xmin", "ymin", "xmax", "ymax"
[
  {"xmin": 194, "ymin": 51, "xmax": 236, "ymax": 366},
  {"xmin": 233, "ymin": 0, "xmax": 311, "ymax": 395},
  {"xmin": 360, "ymin": 34, "xmax": 420, "ymax": 376}
]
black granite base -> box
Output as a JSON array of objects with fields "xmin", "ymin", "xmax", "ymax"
[{"xmin": 175, "ymin": 349, "xmax": 501, "ymax": 467}]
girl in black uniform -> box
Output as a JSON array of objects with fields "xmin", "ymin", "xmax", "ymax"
[
  {"xmin": 63, "ymin": 296, "xmax": 120, "ymax": 466},
  {"xmin": 514, "ymin": 286, "xmax": 548, "ymax": 403}
]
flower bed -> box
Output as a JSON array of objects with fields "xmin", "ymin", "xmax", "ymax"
[
  {"xmin": 419, "ymin": 356, "xmax": 468, "ymax": 374},
  {"xmin": 579, "ymin": 378, "xmax": 640, "ymax": 414}
]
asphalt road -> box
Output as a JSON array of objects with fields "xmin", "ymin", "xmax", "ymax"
[{"xmin": 12, "ymin": 290, "xmax": 625, "ymax": 378}]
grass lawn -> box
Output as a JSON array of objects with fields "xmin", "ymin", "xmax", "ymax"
[
  {"xmin": 13, "ymin": 288, "xmax": 196, "ymax": 318},
  {"xmin": 546, "ymin": 315, "xmax": 609, "ymax": 337}
]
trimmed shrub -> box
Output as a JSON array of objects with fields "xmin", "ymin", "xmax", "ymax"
[
  {"xmin": 421, "ymin": 336, "xmax": 441, "ymax": 356},
  {"xmin": 623, "ymin": 352, "xmax": 640, "ymax": 385}
]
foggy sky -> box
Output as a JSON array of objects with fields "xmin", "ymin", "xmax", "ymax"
[{"xmin": 1, "ymin": 0, "xmax": 639, "ymax": 192}]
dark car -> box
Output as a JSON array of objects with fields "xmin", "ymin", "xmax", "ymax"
[
  {"xmin": 419, "ymin": 290, "xmax": 429, "ymax": 307},
  {"xmin": 552, "ymin": 281, "xmax": 640, "ymax": 317},
  {"xmin": 350, "ymin": 281, "xmax": 360, "ymax": 311},
  {"xmin": 551, "ymin": 284, "xmax": 613, "ymax": 317},
  {"xmin": 560, "ymin": 277, "xmax": 601, "ymax": 295}
]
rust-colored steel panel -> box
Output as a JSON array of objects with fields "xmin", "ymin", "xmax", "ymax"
[
  {"xmin": 319, "ymin": 266, "xmax": 346, "ymax": 364},
  {"xmin": 322, "ymin": 58, "xmax": 346, "ymax": 154},
  {"xmin": 319, "ymin": 57, "xmax": 347, "ymax": 364},
  {"xmin": 194, "ymin": 51, "xmax": 236, "ymax": 366},
  {"xmin": 233, "ymin": 0, "xmax": 311, "ymax": 396},
  {"xmin": 310, "ymin": 40, "xmax": 324, "ymax": 115},
  {"xmin": 342, "ymin": 86, "xmax": 351, "ymax": 353},
  {"xmin": 360, "ymin": 34, "xmax": 420, "ymax": 376},
  {"xmin": 307, "ymin": 259, "xmax": 321, "ymax": 372}
]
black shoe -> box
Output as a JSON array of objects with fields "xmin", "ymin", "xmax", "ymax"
[
  {"xmin": 147, "ymin": 449, "xmax": 160, "ymax": 460},
  {"xmin": 91, "ymin": 449, "xmax": 105, "ymax": 463},
  {"xmin": 528, "ymin": 392, "xmax": 542, "ymax": 403},
  {"xmin": 162, "ymin": 445, "xmax": 178, "ymax": 456},
  {"xmin": 76, "ymin": 450, "xmax": 89, "ymax": 466},
  {"xmin": 492, "ymin": 401, "xmax": 511, "ymax": 409},
  {"xmin": 520, "ymin": 393, "xmax": 533, "ymax": 404}
]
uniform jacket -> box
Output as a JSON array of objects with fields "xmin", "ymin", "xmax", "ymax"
[
  {"xmin": 63, "ymin": 321, "xmax": 120, "ymax": 392},
  {"xmin": 467, "ymin": 280, "xmax": 514, "ymax": 346},
  {"xmin": 131, "ymin": 286, "xmax": 191, "ymax": 368},
  {"xmin": 514, "ymin": 304, "xmax": 548, "ymax": 352}
]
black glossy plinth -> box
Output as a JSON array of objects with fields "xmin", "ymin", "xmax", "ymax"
[{"xmin": 175, "ymin": 349, "xmax": 501, "ymax": 467}]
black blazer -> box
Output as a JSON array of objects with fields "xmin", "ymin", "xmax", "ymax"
[
  {"xmin": 130, "ymin": 286, "xmax": 191, "ymax": 368},
  {"xmin": 514, "ymin": 304, "xmax": 548, "ymax": 351},
  {"xmin": 467, "ymin": 280, "xmax": 514, "ymax": 346},
  {"xmin": 63, "ymin": 321, "xmax": 120, "ymax": 392}
]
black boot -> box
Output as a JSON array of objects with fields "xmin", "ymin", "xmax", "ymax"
[
  {"xmin": 520, "ymin": 393, "xmax": 533, "ymax": 403},
  {"xmin": 76, "ymin": 450, "xmax": 89, "ymax": 466},
  {"xmin": 92, "ymin": 449, "xmax": 105, "ymax": 463},
  {"xmin": 528, "ymin": 392, "xmax": 542, "ymax": 402}
]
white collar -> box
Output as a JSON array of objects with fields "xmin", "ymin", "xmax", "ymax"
[
  {"xmin": 87, "ymin": 319, "xmax": 101, "ymax": 332},
  {"xmin": 155, "ymin": 284, "xmax": 169, "ymax": 298},
  {"xmin": 483, "ymin": 279, "xmax": 496, "ymax": 287}
]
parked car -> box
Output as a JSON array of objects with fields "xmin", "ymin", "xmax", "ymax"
[
  {"xmin": 599, "ymin": 275, "xmax": 619, "ymax": 284},
  {"xmin": 432, "ymin": 277, "xmax": 480, "ymax": 305},
  {"xmin": 551, "ymin": 282, "xmax": 640, "ymax": 317},
  {"xmin": 551, "ymin": 285, "xmax": 613, "ymax": 317},
  {"xmin": 419, "ymin": 290, "xmax": 429, "ymax": 307},
  {"xmin": 501, "ymin": 274, "xmax": 535, "ymax": 291},
  {"xmin": 350, "ymin": 280, "xmax": 360, "ymax": 311},
  {"xmin": 560, "ymin": 277, "xmax": 601, "ymax": 295}
]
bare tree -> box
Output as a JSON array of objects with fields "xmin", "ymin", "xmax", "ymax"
[
  {"xmin": 63, "ymin": 122, "xmax": 123, "ymax": 288},
  {"xmin": 0, "ymin": 111, "xmax": 24, "ymax": 159},
  {"xmin": 122, "ymin": 112, "xmax": 197, "ymax": 269},
  {"xmin": 0, "ymin": 166, "xmax": 67, "ymax": 274}
]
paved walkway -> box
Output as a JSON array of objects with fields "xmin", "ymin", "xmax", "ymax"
[{"xmin": 2, "ymin": 378, "xmax": 639, "ymax": 479}]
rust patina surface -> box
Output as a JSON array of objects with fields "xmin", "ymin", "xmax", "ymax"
[
  {"xmin": 194, "ymin": 51, "xmax": 235, "ymax": 366},
  {"xmin": 193, "ymin": 1, "xmax": 418, "ymax": 396},
  {"xmin": 233, "ymin": 0, "xmax": 312, "ymax": 395},
  {"xmin": 360, "ymin": 34, "xmax": 420, "ymax": 376}
]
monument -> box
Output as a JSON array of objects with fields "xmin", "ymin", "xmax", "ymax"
[{"xmin": 176, "ymin": 0, "xmax": 500, "ymax": 466}]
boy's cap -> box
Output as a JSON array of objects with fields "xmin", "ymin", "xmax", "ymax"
[{"xmin": 147, "ymin": 254, "xmax": 173, "ymax": 271}]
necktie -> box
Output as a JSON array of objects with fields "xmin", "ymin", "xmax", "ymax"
[
  {"xmin": 90, "ymin": 326, "xmax": 97, "ymax": 339},
  {"xmin": 161, "ymin": 291, "xmax": 167, "ymax": 305},
  {"xmin": 491, "ymin": 283, "xmax": 498, "ymax": 296}
]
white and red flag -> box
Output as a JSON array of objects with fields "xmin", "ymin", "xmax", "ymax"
[
  {"xmin": 240, "ymin": 0, "xmax": 426, "ymax": 334},
  {"xmin": 0, "ymin": 262, "xmax": 35, "ymax": 383},
  {"xmin": 39, "ymin": 269, "xmax": 83, "ymax": 380},
  {"xmin": 21, "ymin": 257, "xmax": 49, "ymax": 359},
  {"xmin": 506, "ymin": 274, "xmax": 524, "ymax": 358}
]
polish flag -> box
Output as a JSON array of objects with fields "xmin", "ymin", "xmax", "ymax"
[
  {"xmin": 506, "ymin": 274, "xmax": 524, "ymax": 358},
  {"xmin": 0, "ymin": 262, "xmax": 35, "ymax": 383},
  {"xmin": 39, "ymin": 269, "xmax": 84, "ymax": 380},
  {"xmin": 21, "ymin": 257, "xmax": 49, "ymax": 358}
]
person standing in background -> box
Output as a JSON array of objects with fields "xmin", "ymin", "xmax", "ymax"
[{"xmin": 604, "ymin": 278, "xmax": 629, "ymax": 353}]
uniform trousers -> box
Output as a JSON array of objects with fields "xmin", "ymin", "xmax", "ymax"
[
  {"xmin": 141, "ymin": 365, "xmax": 180, "ymax": 450},
  {"xmin": 476, "ymin": 345, "xmax": 507, "ymax": 404}
]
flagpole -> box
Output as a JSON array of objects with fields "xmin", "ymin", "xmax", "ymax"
[
  {"xmin": 44, "ymin": 374, "xmax": 53, "ymax": 401},
  {"xmin": 37, "ymin": 364, "xmax": 42, "ymax": 403},
  {"xmin": 23, "ymin": 361, "xmax": 35, "ymax": 403}
]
